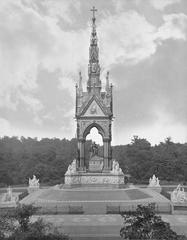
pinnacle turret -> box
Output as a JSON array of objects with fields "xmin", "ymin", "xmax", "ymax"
[
  {"xmin": 105, "ymin": 71, "xmax": 110, "ymax": 93},
  {"xmin": 78, "ymin": 71, "xmax": 83, "ymax": 95}
]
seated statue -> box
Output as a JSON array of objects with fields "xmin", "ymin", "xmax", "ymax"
[
  {"xmin": 171, "ymin": 184, "xmax": 186, "ymax": 203},
  {"xmin": 149, "ymin": 174, "xmax": 160, "ymax": 187},
  {"xmin": 29, "ymin": 175, "xmax": 40, "ymax": 188},
  {"xmin": 111, "ymin": 160, "xmax": 122, "ymax": 174},
  {"xmin": 90, "ymin": 142, "xmax": 98, "ymax": 157},
  {"xmin": 66, "ymin": 159, "xmax": 77, "ymax": 174}
]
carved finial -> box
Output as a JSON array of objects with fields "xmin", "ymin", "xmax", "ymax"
[
  {"xmin": 78, "ymin": 71, "xmax": 83, "ymax": 94},
  {"xmin": 90, "ymin": 6, "xmax": 97, "ymax": 20},
  {"xmin": 106, "ymin": 71, "xmax": 110, "ymax": 92},
  {"xmin": 106, "ymin": 71, "xmax": 109, "ymax": 80},
  {"xmin": 79, "ymin": 71, "xmax": 82, "ymax": 81}
]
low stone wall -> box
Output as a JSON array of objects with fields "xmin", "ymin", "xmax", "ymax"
[{"xmin": 172, "ymin": 203, "xmax": 187, "ymax": 215}]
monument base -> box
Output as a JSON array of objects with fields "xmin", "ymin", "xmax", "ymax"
[{"xmin": 64, "ymin": 172, "xmax": 124, "ymax": 188}]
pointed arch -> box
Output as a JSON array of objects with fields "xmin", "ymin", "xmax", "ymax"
[{"xmin": 83, "ymin": 122, "xmax": 106, "ymax": 139}]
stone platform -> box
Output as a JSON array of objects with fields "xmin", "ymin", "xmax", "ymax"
[
  {"xmin": 64, "ymin": 172, "xmax": 124, "ymax": 188},
  {"xmin": 20, "ymin": 186, "xmax": 171, "ymax": 214}
]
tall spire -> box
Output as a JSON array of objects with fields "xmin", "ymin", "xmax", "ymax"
[{"xmin": 87, "ymin": 6, "xmax": 101, "ymax": 94}]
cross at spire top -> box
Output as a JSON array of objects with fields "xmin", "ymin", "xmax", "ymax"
[{"xmin": 90, "ymin": 6, "xmax": 97, "ymax": 19}]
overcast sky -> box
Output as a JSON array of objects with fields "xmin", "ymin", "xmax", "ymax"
[{"xmin": 0, "ymin": 0, "xmax": 187, "ymax": 145}]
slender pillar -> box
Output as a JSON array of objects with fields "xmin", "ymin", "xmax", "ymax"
[
  {"xmin": 78, "ymin": 139, "xmax": 85, "ymax": 171},
  {"xmin": 103, "ymin": 138, "xmax": 110, "ymax": 171}
]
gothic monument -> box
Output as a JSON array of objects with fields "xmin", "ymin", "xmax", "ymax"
[{"xmin": 65, "ymin": 7, "xmax": 124, "ymax": 187}]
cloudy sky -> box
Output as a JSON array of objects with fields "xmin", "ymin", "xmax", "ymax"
[{"xmin": 0, "ymin": 0, "xmax": 187, "ymax": 145}]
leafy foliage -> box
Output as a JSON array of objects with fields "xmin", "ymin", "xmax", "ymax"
[
  {"xmin": 18, "ymin": 190, "xmax": 29, "ymax": 201},
  {"xmin": 113, "ymin": 136, "xmax": 187, "ymax": 183},
  {"xmin": 0, "ymin": 204, "xmax": 70, "ymax": 240},
  {"xmin": 120, "ymin": 204, "xmax": 187, "ymax": 240},
  {"xmin": 13, "ymin": 204, "xmax": 38, "ymax": 232}
]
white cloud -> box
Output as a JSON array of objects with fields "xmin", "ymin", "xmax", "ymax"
[
  {"xmin": 18, "ymin": 93, "xmax": 44, "ymax": 125},
  {"xmin": 40, "ymin": 0, "xmax": 81, "ymax": 23},
  {"xmin": 1, "ymin": 1, "xmax": 186, "ymax": 107},
  {"xmin": 151, "ymin": 0, "xmax": 181, "ymax": 11},
  {"xmin": 98, "ymin": 11, "xmax": 187, "ymax": 69},
  {"xmin": 157, "ymin": 13, "xmax": 187, "ymax": 41},
  {"xmin": 0, "ymin": 0, "xmax": 88, "ymax": 112},
  {"xmin": 99, "ymin": 11, "xmax": 157, "ymax": 66}
]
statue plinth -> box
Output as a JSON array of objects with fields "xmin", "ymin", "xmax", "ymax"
[
  {"xmin": 89, "ymin": 155, "xmax": 103, "ymax": 172},
  {"xmin": 64, "ymin": 159, "xmax": 124, "ymax": 188}
]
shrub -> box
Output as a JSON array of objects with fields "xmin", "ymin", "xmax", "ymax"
[
  {"xmin": 120, "ymin": 203, "xmax": 187, "ymax": 240},
  {"xmin": 18, "ymin": 190, "xmax": 29, "ymax": 201},
  {"xmin": 0, "ymin": 204, "xmax": 70, "ymax": 240}
]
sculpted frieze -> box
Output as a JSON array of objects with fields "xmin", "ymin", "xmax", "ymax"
[{"xmin": 64, "ymin": 174, "xmax": 124, "ymax": 185}]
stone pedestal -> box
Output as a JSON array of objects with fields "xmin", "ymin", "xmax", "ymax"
[
  {"xmin": 89, "ymin": 155, "xmax": 103, "ymax": 172},
  {"xmin": 28, "ymin": 186, "xmax": 40, "ymax": 194},
  {"xmin": 64, "ymin": 172, "xmax": 124, "ymax": 188}
]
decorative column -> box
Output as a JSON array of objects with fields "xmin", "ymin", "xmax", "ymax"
[
  {"xmin": 78, "ymin": 139, "xmax": 85, "ymax": 171},
  {"xmin": 103, "ymin": 138, "xmax": 110, "ymax": 171}
]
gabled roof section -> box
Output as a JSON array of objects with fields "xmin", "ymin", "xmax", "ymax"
[{"xmin": 79, "ymin": 95, "xmax": 108, "ymax": 117}]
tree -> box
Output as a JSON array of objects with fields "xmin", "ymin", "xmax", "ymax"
[
  {"xmin": 0, "ymin": 204, "xmax": 70, "ymax": 240},
  {"xmin": 14, "ymin": 204, "xmax": 38, "ymax": 232},
  {"xmin": 120, "ymin": 204, "xmax": 187, "ymax": 240},
  {"xmin": 126, "ymin": 136, "xmax": 153, "ymax": 181}
]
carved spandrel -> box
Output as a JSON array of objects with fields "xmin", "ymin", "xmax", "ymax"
[{"xmin": 79, "ymin": 120, "xmax": 109, "ymax": 139}]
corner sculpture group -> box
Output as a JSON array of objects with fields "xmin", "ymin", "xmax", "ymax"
[
  {"xmin": 29, "ymin": 175, "xmax": 40, "ymax": 188},
  {"xmin": 65, "ymin": 158, "xmax": 123, "ymax": 175},
  {"xmin": 171, "ymin": 184, "xmax": 186, "ymax": 203},
  {"xmin": 148, "ymin": 174, "xmax": 160, "ymax": 187}
]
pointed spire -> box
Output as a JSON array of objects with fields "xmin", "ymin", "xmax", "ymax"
[{"xmin": 87, "ymin": 7, "xmax": 101, "ymax": 94}]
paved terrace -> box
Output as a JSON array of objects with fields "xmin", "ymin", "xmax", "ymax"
[{"xmin": 31, "ymin": 214, "xmax": 187, "ymax": 240}]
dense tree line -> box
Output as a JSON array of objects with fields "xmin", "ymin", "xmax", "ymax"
[
  {"xmin": 0, "ymin": 136, "xmax": 187, "ymax": 186},
  {"xmin": 113, "ymin": 136, "xmax": 187, "ymax": 183}
]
